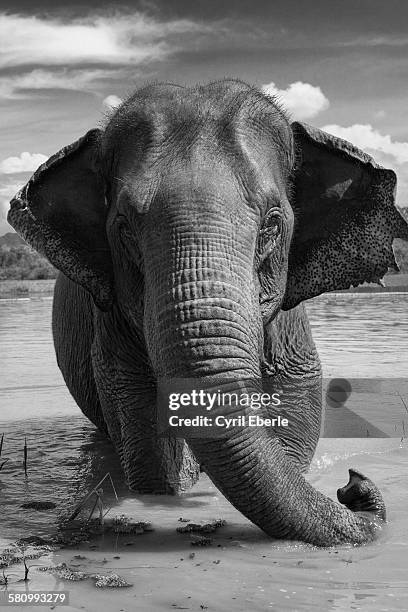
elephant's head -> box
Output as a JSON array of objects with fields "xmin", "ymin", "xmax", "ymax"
[{"xmin": 8, "ymin": 80, "xmax": 407, "ymax": 546}]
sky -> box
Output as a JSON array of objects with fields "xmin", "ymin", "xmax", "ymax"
[{"xmin": 1, "ymin": 0, "xmax": 408, "ymax": 234}]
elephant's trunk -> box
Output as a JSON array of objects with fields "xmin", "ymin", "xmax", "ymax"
[{"xmin": 142, "ymin": 201, "xmax": 385, "ymax": 546}]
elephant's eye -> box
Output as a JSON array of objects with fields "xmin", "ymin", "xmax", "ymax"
[
  {"xmin": 118, "ymin": 217, "xmax": 133, "ymax": 242},
  {"xmin": 116, "ymin": 214, "xmax": 137, "ymax": 245},
  {"xmin": 259, "ymin": 208, "xmax": 281, "ymax": 241},
  {"xmin": 258, "ymin": 208, "xmax": 282, "ymax": 265},
  {"xmin": 259, "ymin": 220, "xmax": 280, "ymax": 239},
  {"xmin": 117, "ymin": 215, "xmax": 143, "ymax": 269}
]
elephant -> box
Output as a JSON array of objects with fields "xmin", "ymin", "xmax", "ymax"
[{"xmin": 8, "ymin": 79, "xmax": 408, "ymax": 546}]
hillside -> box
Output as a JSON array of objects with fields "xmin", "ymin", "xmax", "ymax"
[
  {"xmin": 0, "ymin": 238, "xmax": 57, "ymax": 280},
  {"xmin": 0, "ymin": 232, "xmax": 25, "ymax": 247}
]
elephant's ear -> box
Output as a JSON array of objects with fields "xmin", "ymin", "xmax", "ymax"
[
  {"xmin": 282, "ymin": 122, "xmax": 408, "ymax": 310},
  {"xmin": 7, "ymin": 129, "xmax": 114, "ymax": 311}
]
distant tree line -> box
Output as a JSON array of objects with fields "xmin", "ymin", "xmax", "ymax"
[
  {"xmin": 393, "ymin": 240, "xmax": 408, "ymax": 272},
  {"xmin": 395, "ymin": 207, "xmax": 408, "ymax": 271},
  {"xmin": 0, "ymin": 244, "xmax": 57, "ymax": 280}
]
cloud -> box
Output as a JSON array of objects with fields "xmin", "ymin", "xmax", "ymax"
[
  {"xmin": 322, "ymin": 123, "xmax": 408, "ymax": 205},
  {"xmin": 102, "ymin": 94, "xmax": 123, "ymax": 111},
  {"xmin": 0, "ymin": 11, "xmax": 206, "ymax": 99},
  {"xmin": 0, "ymin": 182, "xmax": 22, "ymax": 206},
  {"xmin": 0, "ymin": 179, "xmax": 27, "ymax": 234},
  {"xmin": 0, "ymin": 12, "xmax": 201, "ymax": 68},
  {"xmin": 322, "ymin": 124, "xmax": 408, "ymax": 165},
  {"xmin": 0, "ymin": 152, "xmax": 48, "ymax": 174},
  {"xmin": 373, "ymin": 110, "xmax": 386, "ymax": 120},
  {"xmin": 261, "ymin": 81, "xmax": 330, "ymax": 120},
  {"xmin": 0, "ymin": 68, "xmax": 125, "ymax": 99},
  {"xmin": 340, "ymin": 35, "xmax": 408, "ymax": 48}
]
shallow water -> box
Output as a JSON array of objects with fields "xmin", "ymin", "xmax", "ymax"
[
  {"xmin": 306, "ymin": 292, "xmax": 408, "ymax": 378},
  {"xmin": 0, "ymin": 293, "xmax": 407, "ymax": 610}
]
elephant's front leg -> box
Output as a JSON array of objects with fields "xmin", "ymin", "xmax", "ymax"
[
  {"xmin": 263, "ymin": 303, "xmax": 322, "ymax": 472},
  {"xmin": 92, "ymin": 310, "xmax": 200, "ymax": 494}
]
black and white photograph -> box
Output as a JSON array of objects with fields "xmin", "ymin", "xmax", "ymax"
[{"xmin": 0, "ymin": 1, "xmax": 408, "ymax": 610}]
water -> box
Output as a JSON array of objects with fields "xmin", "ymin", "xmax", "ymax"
[
  {"xmin": 306, "ymin": 293, "xmax": 408, "ymax": 378},
  {"xmin": 0, "ymin": 293, "xmax": 407, "ymax": 610}
]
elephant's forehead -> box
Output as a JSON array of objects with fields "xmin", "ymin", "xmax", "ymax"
[
  {"xmin": 104, "ymin": 80, "xmax": 291, "ymax": 151},
  {"xmin": 120, "ymin": 79, "xmax": 259, "ymax": 115},
  {"xmin": 103, "ymin": 80, "xmax": 293, "ymax": 193}
]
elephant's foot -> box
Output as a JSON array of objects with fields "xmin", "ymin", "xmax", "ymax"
[{"xmin": 337, "ymin": 468, "xmax": 386, "ymax": 521}]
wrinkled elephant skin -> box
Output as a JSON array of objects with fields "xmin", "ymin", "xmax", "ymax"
[{"xmin": 8, "ymin": 80, "xmax": 408, "ymax": 546}]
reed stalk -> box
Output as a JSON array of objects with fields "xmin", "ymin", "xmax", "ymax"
[
  {"xmin": 23, "ymin": 436, "xmax": 28, "ymax": 476},
  {"xmin": 67, "ymin": 472, "xmax": 118, "ymax": 522}
]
